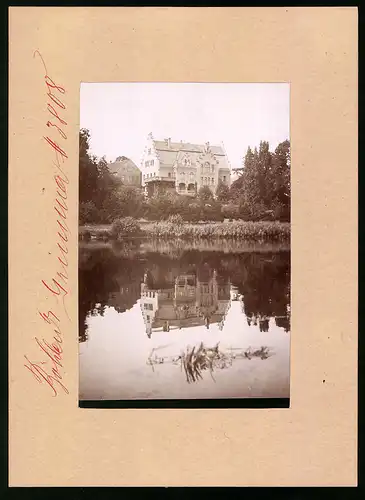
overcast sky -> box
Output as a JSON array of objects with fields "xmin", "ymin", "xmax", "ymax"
[{"xmin": 80, "ymin": 83, "xmax": 289, "ymax": 170}]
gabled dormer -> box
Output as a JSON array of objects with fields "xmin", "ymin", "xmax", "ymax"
[
  {"xmin": 196, "ymin": 143, "xmax": 220, "ymax": 175},
  {"xmin": 176, "ymin": 150, "xmax": 192, "ymax": 167}
]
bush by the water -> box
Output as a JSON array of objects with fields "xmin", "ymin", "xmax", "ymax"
[
  {"xmin": 111, "ymin": 217, "xmax": 142, "ymax": 240},
  {"xmin": 79, "ymin": 226, "xmax": 111, "ymax": 241},
  {"xmin": 167, "ymin": 214, "xmax": 184, "ymax": 226},
  {"xmin": 79, "ymin": 228, "xmax": 91, "ymax": 241}
]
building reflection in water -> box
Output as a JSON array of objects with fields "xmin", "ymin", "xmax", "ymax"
[
  {"xmin": 79, "ymin": 244, "xmax": 290, "ymax": 342},
  {"xmin": 140, "ymin": 267, "xmax": 231, "ymax": 337}
]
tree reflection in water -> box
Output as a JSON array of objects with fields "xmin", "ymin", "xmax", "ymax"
[{"xmin": 79, "ymin": 239, "xmax": 290, "ymax": 342}]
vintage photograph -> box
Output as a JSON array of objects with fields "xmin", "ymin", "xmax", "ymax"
[{"xmin": 78, "ymin": 83, "xmax": 290, "ymax": 404}]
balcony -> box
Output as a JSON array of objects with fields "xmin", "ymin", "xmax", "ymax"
[{"xmin": 144, "ymin": 176, "xmax": 175, "ymax": 183}]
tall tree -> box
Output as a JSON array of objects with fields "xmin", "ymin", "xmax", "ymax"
[
  {"xmin": 215, "ymin": 180, "xmax": 230, "ymax": 203},
  {"xmin": 271, "ymin": 140, "xmax": 290, "ymax": 221},
  {"xmin": 79, "ymin": 129, "xmax": 145, "ymax": 223},
  {"xmin": 229, "ymin": 141, "xmax": 290, "ymax": 221},
  {"xmin": 257, "ymin": 140, "xmax": 274, "ymax": 205},
  {"xmin": 79, "ymin": 128, "xmax": 99, "ymax": 204},
  {"xmin": 198, "ymin": 185, "xmax": 214, "ymax": 203},
  {"xmin": 230, "ymin": 145, "xmax": 266, "ymax": 220}
]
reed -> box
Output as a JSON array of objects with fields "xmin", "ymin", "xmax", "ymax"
[
  {"xmin": 143, "ymin": 220, "xmax": 290, "ymax": 241},
  {"xmin": 80, "ymin": 220, "xmax": 290, "ymax": 242}
]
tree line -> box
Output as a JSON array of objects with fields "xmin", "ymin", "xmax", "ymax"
[{"xmin": 79, "ymin": 128, "xmax": 290, "ymax": 224}]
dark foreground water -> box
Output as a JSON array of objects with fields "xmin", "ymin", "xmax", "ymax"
[{"xmin": 79, "ymin": 239, "xmax": 290, "ymax": 401}]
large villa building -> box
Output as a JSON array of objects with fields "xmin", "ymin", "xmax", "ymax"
[{"xmin": 140, "ymin": 133, "xmax": 231, "ymax": 197}]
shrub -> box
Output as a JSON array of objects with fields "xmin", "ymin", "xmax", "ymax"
[
  {"xmin": 222, "ymin": 203, "xmax": 240, "ymax": 220},
  {"xmin": 111, "ymin": 217, "xmax": 142, "ymax": 240},
  {"xmin": 79, "ymin": 201, "xmax": 98, "ymax": 224},
  {"xmin": 95, "ymin": 229, "xmax": 111, "ymax": 241},
  {"xmin": 167, "ymin": 214, "xmax": 184, "ymax": 226},
  {"xmin": 79, "ymin": 228, "xmax": 91, "ymax": 241}
]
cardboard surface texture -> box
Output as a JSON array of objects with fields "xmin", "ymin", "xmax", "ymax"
[{"xmin": 9, "ymin": 7, "xmax": 358, "ymax": 486}]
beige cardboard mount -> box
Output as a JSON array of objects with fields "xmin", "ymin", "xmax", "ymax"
[{"xmin": 9, "ymin": 7, "xmax": 357, "ymax": 487}]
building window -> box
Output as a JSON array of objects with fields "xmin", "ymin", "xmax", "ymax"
[
  {"xmin": 168, "ymin": 172, "xmax": 171, "ymax": 178},
  {"xmin": 211, "ymin": 166, "xmax": 214, "ymax": 173},
  {"xmin": 151, "ymin": 159, "xmax": 154, "ymax": 166},
  {"xmin": 211, "ymin": 178, "xmax": 214, "ymax": 184},
  {"xmin": 223, "ymin": 176, "xmax": 226, "ymax": 182},
  {"xmin": 145, "ymin": 161, "xmax": 149, "ymax": 167},
  {"xmin": 201, "ymin": 177, "xmax": 203, "ymax": 183},
  {"xmin": 148, "ymin": 148, "xmax": 151, "ymax": 155}
]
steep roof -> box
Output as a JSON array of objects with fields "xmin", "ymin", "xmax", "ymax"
[
  {"xmin": 152, "ymin": 140, "xmax": 227, "ymax": 168},
  {"xmin": 109, "ymin": 157, "xmax": 141, "ymax": 176},
  {"xmin": 153, "ymin": 140, "xmax": 225, "ymax": 157},
  {"xmin": 154, "ymin": 149, "xmax": 178, "ymax": 166}
]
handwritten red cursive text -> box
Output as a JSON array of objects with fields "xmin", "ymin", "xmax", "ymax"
[
  {"xmin": 24, "ymin": 51, "xmax": 70, "ymax": 396},
  {"xmin": 24, "ymin": 310, "xmax": 69, "ymax": 396}
]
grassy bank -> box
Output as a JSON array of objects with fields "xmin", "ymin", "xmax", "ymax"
[
  {"xmin": 80, "ymin": 219, "xmax": 290, "ymax": 242},
  {"xmin": 145, "ymin": 220, "xmax": 290, "ymax": 241}
]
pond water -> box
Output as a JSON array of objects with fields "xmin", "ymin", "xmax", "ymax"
[{"xmin": 79, "ymin": 239, "xmax": 290, "ymax": 401}]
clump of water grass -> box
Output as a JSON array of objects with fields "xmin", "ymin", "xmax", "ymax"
[{"xmin": 147, "ymin": 342, "xmax": 273, "ymax": 384}]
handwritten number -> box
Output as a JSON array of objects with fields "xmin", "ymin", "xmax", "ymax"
[{"xmin": 24, "ymin": 51, "xmax": 70, "ymax": 397}]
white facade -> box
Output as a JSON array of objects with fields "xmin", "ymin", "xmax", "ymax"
[{"xmin": 140, "ymin": 133, "xmax": 231, "ymax": 197}]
